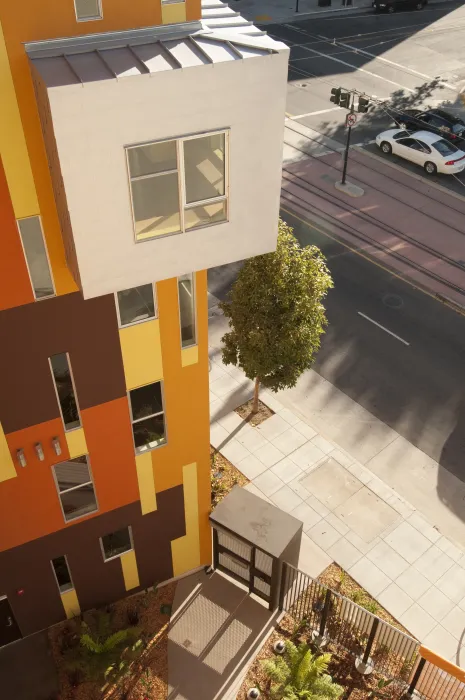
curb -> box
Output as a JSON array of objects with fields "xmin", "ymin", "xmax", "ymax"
[{"xmin": 354, "ymin": 145, "xmax": 465, "ymax": 205}]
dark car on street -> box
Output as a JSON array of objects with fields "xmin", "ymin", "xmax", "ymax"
[
  {"xmin": 391, "ymin": 109, "xmax": 465, "ymax": 147},
  {"xmin": 373, "ymin": 0, "xmax": 426, "ymax": 12}
]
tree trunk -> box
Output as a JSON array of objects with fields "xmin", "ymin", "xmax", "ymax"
[{"xmin": 252, "ymin": 377, "xmax": 260, "ymax": 414}]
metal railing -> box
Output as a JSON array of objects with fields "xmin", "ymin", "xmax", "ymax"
[{"xmin": 279, "ymin": 562, "xmax": 465, "ymax": 698}]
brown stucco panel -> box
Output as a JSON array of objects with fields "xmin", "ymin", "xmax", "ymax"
[
  {"xmin": 0, "ymin": 486, "xmax": 185, "ymax": 638},
  {"xmin": 0, "ymin": 291, "xmax": 126, "ymax": 433}
]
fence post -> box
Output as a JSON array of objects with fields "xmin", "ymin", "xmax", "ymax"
[
  {"xmin": 319, "ymin": 590, "xmax": 332, "ymax": 638},
  {"xmin": 407, "ymin": 656, "xmax": 426, "ymax": 697},
  {"xmin": 278, "ymin": 562, "xmax": 287, "ymax": 612},
  {"xmin": 212, "ymin": 527, "xmax": 219, "ymax": 570},
  {"xmin": 355, "ymin": 617, "xmax": 378, "ymax": 675}
]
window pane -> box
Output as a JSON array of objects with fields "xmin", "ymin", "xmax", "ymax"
[
  {"xmin": 127, "ymin": 141, "xmax": 177, "ymax": 178},
  {"xmin": 131, "ymin": 173, "xmax": 180, "ymax": 240},
  {"xmin": 117, "ymin": 284, "xmax": 155, "ymax": 326},
  {"xmin": 184, "ymin": 134, "xmax": 225, "ymax": 204},
  {"xmin": 101, "ymin": 527, "xmax": 132, "ymax": 561},
  {"xmin": 54, "ymin": 456, "xmax": 90, "ymax": 493},
  {"xmin": 130, "ymin": 382, "xmax": 163, "ymax": 421},
  {"xmin": 50, "ymin": 353, "xmax": 81, "ymax": 431},
  {"xmin": 18, "ymin": 217, "xmax": 54, "ymax": 299},
  {"xmin": 178, "ymin": 274, "xmax": 196, "ymax": 347},
  {"xmin": 61, "ymin": 484, "xmax": 97, "ymax": 521},
  {"xmin": 75, "ymin": 0, "xmax": 101, "ymax": 20},
  {"xmin": 133, "ymin": 415, "xmax": 166, "ymax": 451},
  {"xmin": 185, "ymin": 200, "xmax": 227, "ymax": 231},
  {"xmin": 52, "ymin": 556, "xmax": 73, "ymax": 593}
]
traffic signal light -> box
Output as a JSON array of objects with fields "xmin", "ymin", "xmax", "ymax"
[
  {"xmin": 358, "ymin": 96, "xmax": 370, "ymax": 113},
  {"xmin": 330, "ymin": 88, "xmax": 341, "ymax": 105},
  {"xmin": 339, "ymin": 92, "xmax": 351, "ymax": 109}
]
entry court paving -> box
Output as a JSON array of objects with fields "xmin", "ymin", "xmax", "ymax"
[{"xmin": 209, "ymin": 345, "xmax": 465, "ymax": 667}]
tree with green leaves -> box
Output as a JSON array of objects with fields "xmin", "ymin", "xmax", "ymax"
[
  {"xmin": 220, "ymin": 219, "xmax": 333, "ymax": 413},
  {"xmin": 262, "ymin": 640, "xmax": 344, "ymax": 699}
]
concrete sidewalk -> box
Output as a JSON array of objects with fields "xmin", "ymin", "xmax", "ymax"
[{"xmin": 209, "ymin": 315, "xmax": 465, "ymax": 666}]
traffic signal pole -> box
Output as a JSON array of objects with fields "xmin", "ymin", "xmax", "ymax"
[{"xmin": 341, "ymin": 93, "xmax": 354, "ymax": 186}]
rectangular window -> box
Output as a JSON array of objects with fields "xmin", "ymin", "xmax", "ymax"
[
  {"xmin": 100, "ymin": 526, "xmax": 133, "ymax": 562},
  {"xmin": 116, "ymin": 283, "xmax": 157, "ymax": 327},
  {"xmin": 49, "ymin": 353, "xmax": 81, "ymax": 431},
  {"xmin": 178, "ymin": 273, "xmax": 196, "ymax": 348},
  {"xmin": 74, "ymin": 0, "xmax": 102, "ymax": 21},
  {"xmin": 126, "ymin": 130, "xmax": 228, "ymax": 242},
  {"xmin": 17, "ymin": 216, "xmax": 55, "ymax": 300},
  {"xmin": 51, "ymin": 556, "xmax": 74, "ymax": 593},
  {"xmin": 53, "ymin": 455, "xmax": 98, "ymax": 522},
  {"xmin": 129, "ymin": 382, "xmax": 166, "ymax": 453}
]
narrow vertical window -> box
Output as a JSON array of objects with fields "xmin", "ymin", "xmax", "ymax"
[
  {"xmin": 183, "ymin": 133, "xmax": 227, "ymax": 230},
  {"xmin": 178, "ymin": 273, "xmax": 196, "ymax": 348},
  {"xmin": 51, "ymin": 556, "xmax": 74, "ymax": 593},
  {"xmin": 74, "ymin": 0, "xmax": 102, "ymax": 21},
  {"xmin": 49, "ymin": 353, "xmax": 81, "ymax": 431},
  {"xmin": 129, "ymin": 382, "xmax": 166, "ymax": 453},
  {"xmin": 17, "ymin": 216, "xmax": 55, "ymax": 300}
]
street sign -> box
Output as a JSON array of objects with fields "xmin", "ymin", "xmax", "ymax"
[{"xmin": 346, "ymin": 113, "xmax": 357, "ymax": 127}]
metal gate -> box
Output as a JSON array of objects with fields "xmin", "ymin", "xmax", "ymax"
[{"xmin": 213, "ymin": 527, "xmax": 274, "ymax": 606}]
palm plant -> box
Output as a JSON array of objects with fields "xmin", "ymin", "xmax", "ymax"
[
  {"xmin": 262, "ymin": 641, "xmax": 344, "ymax": 700},
  {"xmin": 66, "ymin": 612, "xmax": 143, "ymax": 683}
]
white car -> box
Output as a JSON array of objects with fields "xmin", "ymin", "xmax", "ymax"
[{"xmin": 375, "ymin": 128, "xmax": 465, "ymax": 175}]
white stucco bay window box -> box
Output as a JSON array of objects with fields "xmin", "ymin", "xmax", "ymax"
[{"xmin": 27, "ymin": 6, "xmax": 289, "ymax": 299}]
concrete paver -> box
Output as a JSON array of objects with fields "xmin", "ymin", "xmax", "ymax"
[{"xmin": 208, "ymin": 341, "xmax": 465, "ymax": 665}]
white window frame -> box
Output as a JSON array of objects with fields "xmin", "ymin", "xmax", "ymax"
[
  {"xmin": 48, "ymin": 352, "xmax": 82, "ymax": 433},
  {"xmin": 115, "ymin": 283, "xmax": 158, "ymax": 329},
  {"xmin": 16, "ymin": 215, "xmax": 56, "ymax": 301},
  {"xmin": 125, "ymin": 129, "xmax": 229, "ymax": 243},
  {"xmin": 177, "ymin": 273, "xmax": 197, "ymax": 349},
  {"xmin": 99, "ymin": 525, "xmax": 134, "ymax": 563},
  {"xmin": 51, "ymin": 555, "xmax": 75, "ymax": 594},
  {"xmin": 52, "ymin": 455, "xmax": 99, "ymax": 524},
  {"xmin": 128, "ymin": 381, "xmax": 167, "ymax": 454},
  {"xmin": 74, "ymin": 0, "xmax": 103, "ymax": 22}
]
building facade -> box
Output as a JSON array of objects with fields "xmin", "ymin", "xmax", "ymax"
[{"xmin": 0, "ymin": 0, "xmax": 288, "ymax": 646}]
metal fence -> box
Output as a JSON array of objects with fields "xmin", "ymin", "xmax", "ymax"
[{"xmin": 279, "ymin": 562, "xmax": 465, "ymax": 698}]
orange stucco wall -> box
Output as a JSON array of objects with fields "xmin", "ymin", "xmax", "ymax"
[
  {"xmin": 0, "ymin": 398, "xmax": 139, "ymax": 553},
  {"xmin": 0, "ymin": 157, "xmax": 34, "ymax": 311},
  {"xmin": 155, "ymin": 271, "xmax": 211, "ymax": 562},
  {"xmin": 0, "ymin": 0, "xmax": 200, "ymax": 298}
]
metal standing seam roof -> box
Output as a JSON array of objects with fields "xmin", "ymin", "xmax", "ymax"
[{"xmin": 27, "ymin": 0, "xmax": 287, "ymax": 86}]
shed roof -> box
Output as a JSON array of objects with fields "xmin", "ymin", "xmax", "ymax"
[{"xmin": 210, "ymin": 486, "xmax": 302, "ymax": 558}]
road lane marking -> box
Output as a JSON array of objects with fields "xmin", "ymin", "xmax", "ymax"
[
  {"xmin": 332, "ymin": 39, "xmax": 457, "ymax": 91},
  {"xmin": 357, "ymin": 312, "xmax": 410, "ymax": 345},
  {"xmin": 286, "ymin": 107, "xmax": 342, "ymax": 119},
  {"xmin": 293, "ymin": 43, "xmax": 416, "ymax": 94}
]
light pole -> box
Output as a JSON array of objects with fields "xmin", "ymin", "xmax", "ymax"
[{"xmin": 341, "ymin": 93, "xmax": 355, "ymax": 186}]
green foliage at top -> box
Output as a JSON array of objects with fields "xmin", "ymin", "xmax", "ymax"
[
  {"xmin": 65, "ymin": 611, "xmax": 143, "ymax": 683},
  {"xmin": 262, "ymin": 640, "xmax": 344, "ymax": 700},
  {"xmin": 220, "ymin": 219, "xmax": 333, "ymax": 393}
]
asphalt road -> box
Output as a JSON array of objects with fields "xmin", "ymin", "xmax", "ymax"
[
  {"xmin": 264, "ymin": 1, "xmax": 465, "ymax": 195},
  {"xmin": 208, "ymin": 210, "xmax": 465, "ymax": 481}
]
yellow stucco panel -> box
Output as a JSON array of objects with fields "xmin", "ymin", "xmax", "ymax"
[
  {"xmin": 119, "ymin": 319, "xmax": 163, "ymax": 391},
  {"xmin": 181, "ymin": 345, "xmax": 199, "ymax": 367},
  {"xmin": 120, "ymin": 550, "xmax": 140, "ymax": 591},
  {"xmin": 0, "ymin": 422, "xmax": 16, "ymax": 482},
  {"xmin": 135, "ymin": 452, "xmax": 157, "ymax": 514},
  {"xmin": 61, "ymin": 589, "xmax": 81, "ymax": 619},
  {"xmin": 171, "ymin": 462, "xmax": 201, "ymax": 577},
  {"xmin": 0, "ymin": 22, "xmax": 39, "ymax": 218},
  {"xmin": 65, "ymin": 428, "xmax": 88, "ymax": 459},
  {"xmin": 162, "ymin": 2, "xmax": 187, "ymax": 24}
]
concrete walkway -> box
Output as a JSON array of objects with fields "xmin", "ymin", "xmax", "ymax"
[
  {"xmin": 167, "ymin": 570, "xmax": 277, "ymax": 700},
  {"xmin": 208, "ymin": 318, "xmax": 465, "ymax": 667}
]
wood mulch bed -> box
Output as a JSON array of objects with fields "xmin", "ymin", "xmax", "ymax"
[
  {"xmin": 318, "ymin": 563, "xmax": 411, "ymax": 635},
  {"xmin": 211, "ymin": 445, "xmax": 249, "ymax": 509},
  {"xmin": 235, "ymin": 399, "xmax": 274, "ymax": 427},
  {"xmin": 49, "ymin": 583, "xmax": 176, "ymax": 700},
  {"xmin": 237, "ymin": 563, "xmax": 417, "ymax": 699}
]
